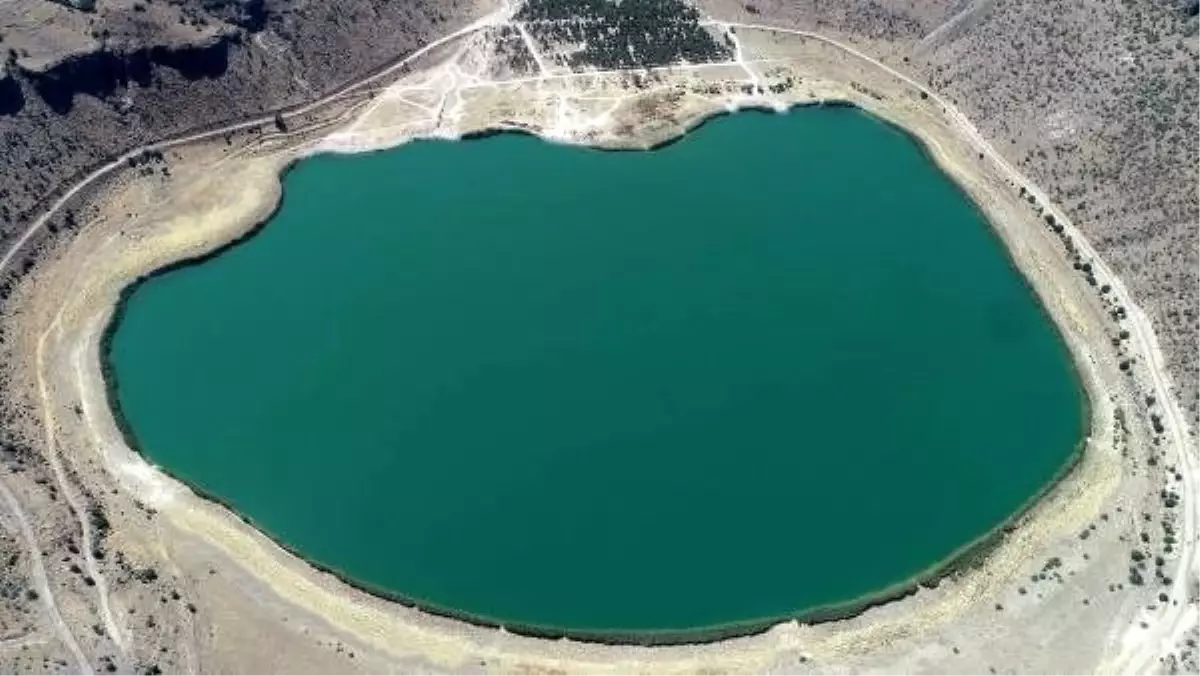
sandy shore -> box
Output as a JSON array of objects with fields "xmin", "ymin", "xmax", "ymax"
[{"xmin": 0, "ymin": 10, "xmax": 1194, "ymax": 674}]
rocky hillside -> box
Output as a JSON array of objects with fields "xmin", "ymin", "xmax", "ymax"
[{"xmin": 0, "ymin": 0, "xmax": 488, "ymax": 251}]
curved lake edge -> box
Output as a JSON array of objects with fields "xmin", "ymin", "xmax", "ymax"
[{"xmin": 97, "ymin": 102, "xmax": 1094, "ymax": 647}]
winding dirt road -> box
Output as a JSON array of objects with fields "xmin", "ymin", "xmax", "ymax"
[{"xmin": 0, "ymin": 479, "xmax": 90, "ymax": 673}]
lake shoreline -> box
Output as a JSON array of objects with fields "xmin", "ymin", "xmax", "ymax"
[
  {"xmin": 97, "ymin": 107, "xmax": 1091, "ymax": 647},
  {"xmin": 4, "ymin": 21, "xmax": 1190, "ymax": 673}
]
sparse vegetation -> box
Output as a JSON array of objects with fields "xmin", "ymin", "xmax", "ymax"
[{"xmin": 517, "ymin": 0, "xmax": 731, "ymax": 69}]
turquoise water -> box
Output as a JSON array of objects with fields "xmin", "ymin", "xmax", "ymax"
[{"xmin": 109, "ymin": 108, "xmax": 1083, "ymax": 637}]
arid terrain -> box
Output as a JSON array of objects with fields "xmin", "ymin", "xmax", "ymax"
[{"xmin": 0, "ymin": 0, "xmax": 1195, "ymax": 673}]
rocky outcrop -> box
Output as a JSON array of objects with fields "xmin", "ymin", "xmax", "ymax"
[
  {"xmin": 0, "ymin": 0, "xmax": 479, "ymax": 253},
  {"xmin": 0, "ymin": 72, "xmax": 23, "ymax": 116},
  {"xmin": 22, "ymin": 35, "xmax": 234, "ymax": 114},
  {"xmin": 146, "ymin": 38, "xmax": 232, "ymax": 80},
  {"xmin": 201, "ymin": 0, "xmax": 268, "ymax": 32}
]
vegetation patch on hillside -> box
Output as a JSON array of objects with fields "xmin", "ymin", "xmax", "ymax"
[{"xmin": 516, "ymin": 0, "xmax": 732, "ymax": 69}]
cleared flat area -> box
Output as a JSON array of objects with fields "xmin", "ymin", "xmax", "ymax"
[{"xmin": 109, "ymin": 109, "xmax": 1082, "ymax": 637}]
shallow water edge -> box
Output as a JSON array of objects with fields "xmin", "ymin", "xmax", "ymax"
[{"xmin": 94, "ymin": 102, "xmax": 1094, "ymax": 646}]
